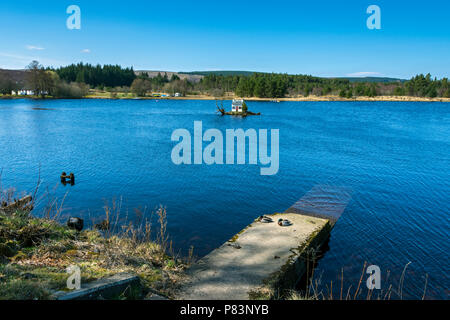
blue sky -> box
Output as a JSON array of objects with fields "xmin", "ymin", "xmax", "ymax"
[{"xmin": 0, "ymin": 0, "xmax": 449, "ymax": 78}]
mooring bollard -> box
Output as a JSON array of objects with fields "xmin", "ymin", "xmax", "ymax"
[
  {"xmin": 61, "ymin": 172, "xmax": 75, "ymax": 185},
  {"xmin": 67, "ymin": 217, "xmax": 84, "ymax": 232}
]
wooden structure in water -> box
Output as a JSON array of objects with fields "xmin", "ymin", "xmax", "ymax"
[{"xmin": 60, "ymin": 172, "xmax": 75, "ymax": 185}]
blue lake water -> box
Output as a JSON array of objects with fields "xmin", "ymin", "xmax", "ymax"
[{"xmin": 0, "ymin": 98, "xmax": 448, "ymax": 299}]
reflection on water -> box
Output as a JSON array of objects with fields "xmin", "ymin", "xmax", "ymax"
[
  {"xmin": 31, "ymin": 107, "xmax": 55, "ymax": 111},
  {"xmin": 0, "ymin": 98, "xmax": 448, "ymax": 299}
]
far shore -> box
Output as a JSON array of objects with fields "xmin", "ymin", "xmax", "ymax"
[
  {"xmin": 151, "ymin": 95, "xmax": 450, "ymax": 102},
  {"xmin": 1, "ymin": 94, "xmax": 449, "ymax": 102}
]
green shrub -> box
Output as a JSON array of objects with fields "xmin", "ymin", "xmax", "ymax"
[{"xmin": 52, "ymin": 81, "xmax": 88, "ymax": 98}]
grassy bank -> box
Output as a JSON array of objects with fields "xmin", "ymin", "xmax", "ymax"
[
  {"xmin": 0, "ymin": 203, "xmax": 187, "ymax": 300},
  {"xmin": 84, "ymin": 90, "xmax": 450, "ymax": 102},
  {"xmin": 2, "ymin": 92, "xmax": 449, "ymax": 102}
]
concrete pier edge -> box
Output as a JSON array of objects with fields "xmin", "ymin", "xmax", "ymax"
[
  {"xmin": 177, "ymin": 212, "xmax": 334, "ymax": 300},
  {"xmin": 248, "ymin": 217, "xmax": 332, "ymax": 299}
]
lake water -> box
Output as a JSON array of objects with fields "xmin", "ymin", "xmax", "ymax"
[{"xmin": 0, "ymin": 98, "xmax": 448, "ymax": 299}]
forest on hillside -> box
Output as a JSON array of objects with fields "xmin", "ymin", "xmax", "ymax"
[
  {"xmin": 0, "ymin": 61, "xmax": 448, "ymax": 99},
  {"xmin": 197, "ymin": 73, "xmax": 449, "ymax": 98}
]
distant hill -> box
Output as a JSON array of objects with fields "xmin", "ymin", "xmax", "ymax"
[
  {"xmin": 0, "ymin": 67, "xmax": 407, "ymax": 86},
  {"xmin": 0, "ymin": 68, "xmax": 28, "ymax": 86},
  {"xmin": 334, "ymin": 76, "xmax": 406, "ymax": 83},
  {"xmin": 135, "ymin": 70, "xmax": 203, "ymax": 83},
  {"xmin": 180, "ymin": 71, "xmax": 258, "ymax": 77},
  {"xmin": 179, "ymin": 71, "xmax": 406, "ymax": 83}
]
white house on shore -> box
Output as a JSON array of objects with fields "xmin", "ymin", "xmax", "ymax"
[
  {"xmin": 231, "ymin": 99, "xmax": 244, "ymax": 112},
  {"xmin": 12, "ymin": 90, "xmax": 34, "ymax": 96}
]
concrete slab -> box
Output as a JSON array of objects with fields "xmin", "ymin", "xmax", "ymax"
[
  {"xmin": 177, "ymin": 186, "xmax": 353, "ymax": 300},
  {"xmin": 177, "ymin": 213, "xmax": 331, "ymax": 300}
]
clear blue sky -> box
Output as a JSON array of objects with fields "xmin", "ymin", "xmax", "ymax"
[{"xmin": 1, "ymin": 0, "xmax": 449, "ymax": 78}]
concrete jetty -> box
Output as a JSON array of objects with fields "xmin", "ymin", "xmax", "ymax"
[{"xmin": 177, "ymin": 185, "xmax": 352, "ymax": 300}]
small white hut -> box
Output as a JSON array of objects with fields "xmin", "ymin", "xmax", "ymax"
[{"xmin": 231, "ymin": 99, "xmax": 244, "ymax": 113}]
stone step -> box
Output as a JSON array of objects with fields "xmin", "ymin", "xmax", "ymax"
[{"xmin": 53, "ymin": 272, "xmax": 141, "ymax": 300}]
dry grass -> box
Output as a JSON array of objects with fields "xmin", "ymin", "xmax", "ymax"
[
  {"xmin": 288, "ymin": 259, "xmax": 429, "ymax": 300},
  {"xmin": 0, "ymin": 177, "xmax": 189, "ymax": 300}
]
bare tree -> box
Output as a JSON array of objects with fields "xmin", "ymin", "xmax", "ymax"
[{"xmin": 26, "ymin": 60, "xmax": 54, "ymax": 98}]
